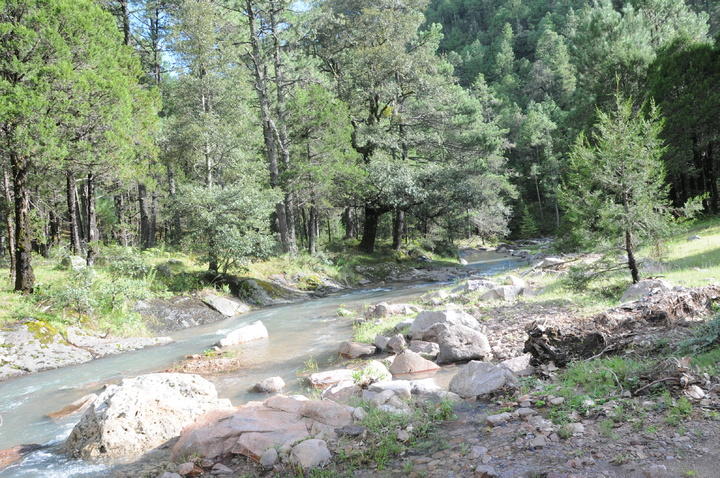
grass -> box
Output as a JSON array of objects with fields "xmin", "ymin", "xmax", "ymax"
[
  {"xmin": 296, "ymin": 399, "xmax": 455, "ymax": 477},
  {"xmin": 353, "ymin": 313, "xmax": 414, "ymax": 343}
]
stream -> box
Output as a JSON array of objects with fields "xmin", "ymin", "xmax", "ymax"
[{"xmin": 0, "ymin": 254, "xmax": 519, "ymax": 477}]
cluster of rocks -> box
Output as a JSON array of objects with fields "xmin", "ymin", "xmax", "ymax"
[{"xmin": 0, "ymin": 321, "xmax": 172, "ymax": 381}]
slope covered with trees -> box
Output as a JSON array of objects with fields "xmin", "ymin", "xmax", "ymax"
[{"xmin": 0, "ymin": 0, "xmax": 718, "ymax": 294}]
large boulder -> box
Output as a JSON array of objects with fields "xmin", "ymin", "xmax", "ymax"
[
  {"xmin": 480, "ymin": 285, "xmax": 524, "ymax": 301},
  {"xmin": 338, "ymin": 341, "xmax": 376, "ymax": 359},
  {"xmin": 386, "ymin": 334, "xmax": 407, "ymax": 354},
  {"xmin": 290, "ymin": 439, "xmax": 331, "ymax": 470},
  {"xmin": 321, "ymin": 381, "xmax": 361, "ymax": 403},
  {"xmin": 449, "ymin": 361, "xmax": 518, "ymax": 398},
  {"xmin": 409, "ymin": 309, "xmax": 479, "ymax": 339},
  {"xmin": 451, "ymin": 279, "xmax": 497, "ymax": 294},
  {"xmin": 65, "ymin": 373, "xmax": 232, "ymax": 460},
  {"xmin": 620, "ymin": 279, "xmax": 673, "ymax": 303},
  {"xmin": 420, "ymin": 323, "xmax": 492, "ymax": 364},
  {"xmin": 365, "ymin": 302, "xmax": 421, "ymax": 320},
  {"xmin": 172, "ymin": 395, "xmax": 355, "ymax": 462},
  {"xmin": 134, "ymin": 296, "xmax": 225, "ymax": 331},
  {"xmin": 353, "ymin": 360, "xmax": 392, "ymax": 386},
  {"xmin": 216, "ymin": 320, "xmax": 268, "ymax": 347},
  {"xmin": 202, "ymin": 294, "xmax": 250, "ymax": 317},
  {"xmin": 388, "ymin": 350, "xmax": 440, "ymax": 377}
]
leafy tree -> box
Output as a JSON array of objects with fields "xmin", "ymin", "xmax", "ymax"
[
  {"xmin": 170, "ymin": 182, "xmax": 279, "ymax": 271},
  {"xmin": 559, "ymin": 93, "xmax": 677, "ymax": 283}
]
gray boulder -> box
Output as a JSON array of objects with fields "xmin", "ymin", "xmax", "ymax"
[
  {"xmin": 620, "ymin": 279, "xmax": 673, "ymax": 303},
  {"xmin": 409, "ymin": 309, "xmax": 479, "ymax": 339},
  {"xmin": 290, "ymin": 439, "xmax": 331, "ymax": 469},
  {"xmin": 202, "ymin": 294, "xmax": 249, "ymax": 317},
  {"xmin": 388, "ymin": 350, "xmax": 440, "ymax": 376},
  {"xmin": 65, "ymin": 373, "xmax": 232, "ymax": 460},
  {"xmin": 420, "ymin": 322, "xmax": 492, "ymax": 364},
  {"xmin": 216, "ymin": 320, "xmax": 268, "ymax": 347},
  {"xmin": 449, "ymin": 361, "xmax": 518, "ymax": 398},
  {"xmin": 386, "ymin": 334, "xmax": 407, "ymax": 354},
  {"xmin": 480, "ymin": 285, "xmax": 524, "ymax": 301}
]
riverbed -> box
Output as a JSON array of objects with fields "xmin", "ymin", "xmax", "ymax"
[{"xmin": 0, "ymin": 255, "xmax": 519, "ymax": 477}]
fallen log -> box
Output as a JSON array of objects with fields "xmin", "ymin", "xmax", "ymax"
[{"xmin": 523, "ymin": 285, "xmax": 720, "ymax": 367}]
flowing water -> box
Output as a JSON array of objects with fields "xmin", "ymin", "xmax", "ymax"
[{"xmin": 0, "ymin": 254, "xmax": 519, "ymax": 477}]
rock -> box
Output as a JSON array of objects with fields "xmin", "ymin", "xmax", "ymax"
[
  {"xmin": 300, "ymin": 400, "xmax": 353, "ymax": 427},
  {"xmin": 620, "ymin": 279, "xmax": 672, "ymax": 303},
  {"xmin": 408, "ymin": 378, "xmax": 460, "ymax": 402},
  {"xmin": 134, "ymin": 296, "xmax": 226, "ymax": 331},
  {"xmin": 374, "ymin": 335, "xmax": 390, "ymax": 351},
  {"xmin": 352, "ymin": 407, "xmax": 367, "ymax": 421},
  {"xmin": 499, "ymin": 354, "xmax": 533, "ymax": 376},
  {"xmin": 549, "ymin": 397, "xmax": 565, "ymax": 406},
  {"xmin": 368, "ymin": 380, "xmax": 412, "ymax": 399},
  {"xmin": 253, "ymin": 376, "xmax": 285, "ymax": 393},
  {"xmin": 567, "ymin": 423, "xmax": 585, "ymax": 435},
  {"xmin": 422, "ymin": 289, "xmax": 450, "ymax": 305},
  {"xmin": 290, "ymin": 439, "xmax": 331, "ymax": 470},
  {"xmin": 321, "ymin": 381, "xmax": 361, "ymax": 403},
  {"xmin": 409, "ymin": 308, "xmax": 480, "ymax": 339},
  {"xmin": 353, "ymin": 360, "xmax": 392, "ymax": 386},
  {"xmin": 338, "ymin": 341, "xmax": 376, "ymax": 359},
  {"xmin": 419, "ymin": 322, "xmax": 492, "ymax": 364},
  {"xmin": 388, "ymin": 350, "xmax": 440, "ymax": 376},
  {"xmin": 688, "ymin": 235, "xmax": 701, "ymax": 241},
  {"xmin": 259, "ymin": 447, "xmax": 278, "ymax": 470},
  {"xmin": 685, "ymin": 384, "xmax": 705, "ymax": 400},
  {"xmin": 65, "ymin": 373, "xmax": 232, "ymax": 460},
  {"xmin": 386, "ymin": 334, "xmax": 407, "ymax": 354},
  {"xmin": 0, "ymin": 445, "xmax": 43, "ymax": 471},
  {"xmin": 409, "ymin": 340, "xmax": 440, "ymax": 360},
  {"xmin": 309, "ymin": 369, "xmax": 354, "ymax": 388},
  {"xmin": 396, "ymin": 429, "xmax": 410, "ymax": 442},
  {"xmin": 216, "ymin": 320, "xmax": 268, "ymax": 347},
  {"xmin": 159, "ymin": 473, "xmax": 182, "ymax": 478},
  {"xmin": 47, "ymin": 393, "xmax": 97, "ymax": 420},
  {"xmin": 452, "ymin": 279, "xmax": 496, "ymax": 294},
  {"xmin": 449, "ymin": 361, "xmax": 518, "ymax": 398},
  {"xmin": 480, "ymin": 285, "xmax": 523, "ymax": 301},
  {"xmin": 210, "ymin": 463, "xmax": 234, "ymax": 475},
  {"xmin": 365, "ymin": 302, "xmax": 420, "ymax": 319},
  {"xmin": 177, "ymin": 462, "xmax": 198, "ymax": 476},
  {"xmin": 504, "ymin": 275, "xmax": 527, "ymax": 288},
  {"xmin": 529, "ymin": 435, "xmax": 547, "ymax": 448},
  {"xmin": 67, "ymin": 255, "xmax": 87, "ymax": 271},
  {"xmin": 475, "ymin": 464, "xmax": 499, "ymax": 477},
  {"xmin": 202, "ymin": 294, "xmax": 249, "ymax": 317},
  {"xmin": 66, "ymin": 327, "xmax": 172, "ymax": 357},
  {"xmin": 486, "ymin": 412, "xmax": 512, "ymax": 426}
]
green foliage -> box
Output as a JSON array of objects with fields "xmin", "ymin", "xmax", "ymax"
[{"xmin": 170, "ymin": 183, "xmax": 279, "ymax": 271}]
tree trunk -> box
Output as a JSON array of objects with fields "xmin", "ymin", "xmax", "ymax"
[
  {"xmin": 10, "ymin": 153, "xmax": 34, "ymax": 293},
  {"xmin": 86, "ymin": 173, "xmax": 98, "ymax": 266},
  {"xmin": 48, "ymin": 210, "xmax": 60, "ymax": 250},
  {"xmin": 342, "ymin": 207, "xmax": 356, "ymax": 239},
  {"xmin": 66, "ymin": 170, "xmax": 82, "ymax": 254},
  {"xmin": 138, "ymin": 182, "xmax": 152, "ymax": 249},
  {"xmin": 359, "ymin": 206, "xmax": 385, "ymax": 253},
  {"xmin": 3, "ymin": 169, "xmax": 15, "ymax": 282},
  {"xmin": 245, "ymin": 0, "xmax": 293, "ymax": 254},
  {"xmin": 308, "ymin": 204, "xmax": 318, "ymax": 255},
  {"xmin": 392, "ymin": 209, "xmax": 404, "ymax": 250},
  {"xmin": 119, "ymin": 0, "xmax": 130, "ymax": 46},
  {"xmin": 625, "ymin": 229, "xmax": 640, "ymax": 284}
]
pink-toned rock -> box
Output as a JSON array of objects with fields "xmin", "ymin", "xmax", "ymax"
[
  {"xmin": 300, "ymin": 400, "xmax": 353, "ymax": 427},
  {"xmin": 388, "ymin": 350, "xmax": 440, "ymax": 376}
]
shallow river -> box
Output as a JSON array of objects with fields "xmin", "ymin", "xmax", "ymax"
[{"xmin": 0, "ymin": 254, "xmax": 518, "ymax": 477}]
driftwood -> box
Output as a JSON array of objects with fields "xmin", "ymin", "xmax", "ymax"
[{"xmin": 523, "ymin": 286, "xmax": 720, "ymax": 367}]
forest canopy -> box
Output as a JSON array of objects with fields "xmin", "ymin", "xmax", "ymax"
[{"xmin": 0, "ymin": 0, "xmax": 718, "ymax": 292}]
